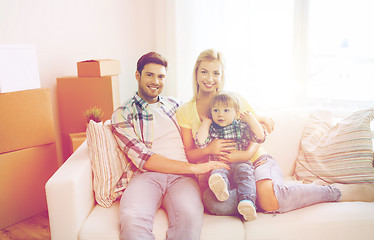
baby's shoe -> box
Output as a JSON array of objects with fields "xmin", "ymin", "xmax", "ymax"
[
  {"xmin": 238, "ymin": 200, "xmax": 257, "ymax": 221},
  {"xmin": 208, "ymin": 173, "xmax": 229, "ymax": 201}
]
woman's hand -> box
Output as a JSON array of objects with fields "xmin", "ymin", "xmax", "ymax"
[
  {"xmin": 255, "ymin": 115, "xmax": 275, "ymax": 133},
  {"xmin": 206, "ymin": 139, "xmax": 236, "ymax": 156},
  {"xmin": 217, "ymin": 141, "xmax": 261, "ymax": 163},
  {"xmin": 217, "ymin": 149, "xmax": 250, "ymax": 163}
]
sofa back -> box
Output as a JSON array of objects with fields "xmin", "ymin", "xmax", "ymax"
[{"xmin": 261, "ymin": 109, "xmax": 308, "ymax": 178}]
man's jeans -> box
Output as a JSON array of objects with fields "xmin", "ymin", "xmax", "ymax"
[
  {"xmin": 210, "ymin": 162, "xmax": 256, "ymax": 203},
  {"xmin": 204, "ymin": 155, "xmax": 341, "ymax": 215},
  {"xmin": 119, "ymin": 172, "xmax": 203, "ymax": 240}
]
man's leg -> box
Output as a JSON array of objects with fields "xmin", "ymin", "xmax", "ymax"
[
  {"xmin": 119, "ymin": 172, "xmax": 166, "ymax": 240},
  {"xmin": 162, "ymin": 175, "xmax": 204, "ymax": 240}
]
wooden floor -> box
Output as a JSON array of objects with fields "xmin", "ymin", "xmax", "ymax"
[{"xmin": 0, "ymin": 211, "xmax": 50, "ymax": 240}]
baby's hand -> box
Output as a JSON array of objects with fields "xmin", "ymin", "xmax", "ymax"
[
  {"xmin": 239, "ymin": 111, "xmax": 255, "ymax": 123},
  {"xmin": 201, "ymin": 114, "xmax": 212, "ymax": 124}
]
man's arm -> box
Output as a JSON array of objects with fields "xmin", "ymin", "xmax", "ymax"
[
  {"xmin": 144, "ymin": 154, "xmax": 229, "ymax": 174},
  {"xmin": 112, "ymin": 104, "xmax": 229, "ymax": 174}
]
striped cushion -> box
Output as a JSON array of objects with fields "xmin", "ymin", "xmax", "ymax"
[
  {"xmin": 295, "ymin": 108, "xmax": 374, "ymax": 184},
  {"xmin": 86, "ymin": 120, "xmax": 134, "ymax": 207}
]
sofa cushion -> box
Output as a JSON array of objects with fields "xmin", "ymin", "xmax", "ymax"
[
  {"xmin": 201, "ymin": 214, "xmax": 245, "ymax": 240},
  {"xmin": 295, "ymin": 108, "xmax": 374, "ymax": 183},
  {"xmin": 86, "ymin": 120, "xmax": 134, "ymax": 207},
  {"xmin": 244, "ymin": 202, "xmax": 374, "ymax": 240},
  {"xmin": 78, "ymin": 201, "xmax": 246, "ymax": 240}
]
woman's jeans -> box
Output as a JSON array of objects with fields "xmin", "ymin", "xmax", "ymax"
[
  {"xmin": 211, "ymin": 162, "xmax": 256, "ymax": 203},
  {"xmin": 203, "ymin": 155, "xmax": 341, "ymax": 215},
  {"xmin": 119, "ymin": 172, "xmax": 203, "ymax": 240}
]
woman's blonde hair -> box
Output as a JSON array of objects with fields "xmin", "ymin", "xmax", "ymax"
[{"xmin": 192, "ymin": 49, "xmax": 225, "ymax": 99}]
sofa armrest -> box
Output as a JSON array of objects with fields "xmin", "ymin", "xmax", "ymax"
[{"xmin": 46, "ymin": 141, "xmax": 95, "ymax": 240}]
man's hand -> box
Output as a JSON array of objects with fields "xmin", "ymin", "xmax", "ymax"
[{"xmin": 191, "ymin": 160, "xmax": 230, "ymax": 175}]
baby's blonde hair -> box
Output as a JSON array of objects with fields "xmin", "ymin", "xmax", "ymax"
[{"xmin": 208, "ymin": 91, "xmax": 241, "ymax": 118}]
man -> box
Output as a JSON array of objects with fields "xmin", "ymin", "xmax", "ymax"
[{"xmin": 111, "ymin": 52, "xmax": 228, "ymax": 240}]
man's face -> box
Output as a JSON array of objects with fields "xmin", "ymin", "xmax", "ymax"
[
  {"xmin": 136, "ymin": 63, "xmax": 166, "ymax": 104},
  {"xmin": 211, "ymin": 103, "xmax": 237, "ymax": 127}
]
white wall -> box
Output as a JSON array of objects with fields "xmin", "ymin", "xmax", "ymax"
[{"xmin": 0, "ymin": 0, "xmax": 169, "ymax": 163}]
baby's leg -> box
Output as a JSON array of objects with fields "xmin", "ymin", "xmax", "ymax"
[
  {"xmin": 232, "ymin": 162, "xmax": 256, "ymax": 203},
  {"xmin": 232, "ymin": 162, "xmax": 257, "ymax": 221},
  {"xmin": 209, "ymin": 168, "xmax": 230, "ymax": 201}
]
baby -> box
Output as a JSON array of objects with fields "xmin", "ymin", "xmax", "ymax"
[{"xmin": 195, "ymin": 91, "xmax": 266, "ymax": 221}]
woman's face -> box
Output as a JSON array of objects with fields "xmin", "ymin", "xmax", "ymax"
[{"xmin": 196, "ymin": 60, "xmax": 222, "ymax": 94}]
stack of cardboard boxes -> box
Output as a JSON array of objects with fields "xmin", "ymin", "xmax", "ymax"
[
  {"xmin": 57, "ymin": 59, "xmax": 121, "ymax": 161},
  {"xmin": 0, "ymin": 88, "xmax": 58, "ymax": 229}
]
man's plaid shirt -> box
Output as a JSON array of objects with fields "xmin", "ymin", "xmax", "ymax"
[
  {"xmin": 111, "ymin": 93, "xmax": 182, "ymax": 171},
  {"xmin": 195, "ymin": 119, "xmax": 265, "ymax": 161}
]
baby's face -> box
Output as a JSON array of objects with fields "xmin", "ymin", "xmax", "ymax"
[{"xmin": 211, "ymin": 103, "xmax": 237, "ymax": 127}]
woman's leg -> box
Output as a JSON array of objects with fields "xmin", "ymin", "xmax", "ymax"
[
  {"xmin": 254, "ymin": 155, "xmax": 341, "ymax": 213},
  {"xmin": 203, "ymin": 188, "xmax": 239, "ymax": 216},
  {"xmin": 256, "ymin": 179, "xmax": 279, "ymax": 212}
]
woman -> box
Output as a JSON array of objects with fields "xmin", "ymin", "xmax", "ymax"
[{"xmin": 176, "ymin": 49, "xmax": 342, "ymax": 215}]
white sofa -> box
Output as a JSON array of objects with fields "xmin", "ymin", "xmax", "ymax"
[{"xmin": 46, "ymin": 109, "xmax": 374, "ymax": 240}]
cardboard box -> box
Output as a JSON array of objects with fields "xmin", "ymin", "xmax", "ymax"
[
  {"xmin": 69, "ymin": 132, "xmax": 87, "ymax": 153},
  {"xmin": 77, "ymin": 59, "xmax": 121, "ymax": 77},
  {"xmin": 57, "ymin": 75, "xmax": 120, "ymax": 160}
]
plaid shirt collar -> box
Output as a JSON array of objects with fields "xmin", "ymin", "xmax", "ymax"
[
  {"xmin": 132, "ymin": 93, "xmax": 168, "ymax": 110},
  {"xmin": 211, "ymin": 119, "xmax": 240, "ymax": 131}
]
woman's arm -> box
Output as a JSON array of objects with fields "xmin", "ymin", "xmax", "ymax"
[
  {"xmin": 195, "ymin": 117, "xmax": 212, "ymax": 145},
  {"xmin": 180, "ymin": 127, "xmax": 209, "ymax": 163},
  {"xmin": 254, "ymin": 113, "xmax": 274, "ymax": 134}
]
